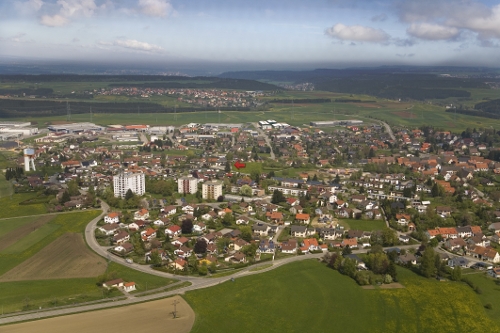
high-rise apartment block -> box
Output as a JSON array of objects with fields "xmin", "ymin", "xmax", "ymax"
[
  {"xmin": 202, "ymin": 180, "xmax": 223, "ymax": 200},
  {"xmin": 177, "ymin": 175, "xmax": 199, "ymax": 194},
  {"xmin": 113, "ymin": 172, "xmax": 145, "ymax": 198}
]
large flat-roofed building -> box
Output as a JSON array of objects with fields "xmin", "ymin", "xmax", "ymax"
[
  {"xmin": 47, "ymin": 122, "xmax": 104, "ymax": 134},
  {"xmin": 178, "ymin": 175, "xmax": 198, "ymax": 194},
  {"xmin": 113, "ymin": 172, "xmax": 145, "ymax": 198},
  {"xmin": 310, "ymin": 120, "xmax": 363, "ymax": 127},
  {"xmin": 202, "ymin": 180, "xmax": 223, "ymax": 200}
]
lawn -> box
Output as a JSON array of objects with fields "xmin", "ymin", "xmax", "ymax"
[
  {"xmin": 184, "ymin": 260, "xmax": 499, "ymax": 333},
  {"xmin": 0, "ymin": 193, "xmax": 47, "ymax": 218},
  {"xmin": 338, "ymin": 218, "xmax": 388, "ymax": 231},
  {"xmin": 104, "ymin": 262, "xmax": 177, "ymax": 292}
]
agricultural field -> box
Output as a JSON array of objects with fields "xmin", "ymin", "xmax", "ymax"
[
  {"xmin": 338, "ymin": 218, "xmax": 388, "ymax": 231},
  {"xmin": 4, "ymin": 296, "xmax": 194, "ymax": 333},
  {"xmin": 185, "ymin": 260, "xmax": 499, "ymax": 333},
  {"xmin": 0, "ymin": 212, "xmax": 100, "ymax": 276},
  {"xmin": 0, "ymin": 233, "xmax": 107, "ymax": 281},
  {"xmin": 0, "ymin": 210, "xmax": 177, "ymax": 313}
]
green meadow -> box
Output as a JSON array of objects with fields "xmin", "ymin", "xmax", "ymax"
[
  {"xmin": 338, "ymin": 218, "xmax": 388, "ymax": 231},
  {"xmin": 184, "ymin": 260, "xmax": 499, "ymax": 333}
]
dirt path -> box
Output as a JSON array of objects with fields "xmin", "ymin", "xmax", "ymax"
[
  {"xmin": 0, "ymin": 215, "xmax": 54, "ymax": 252},
  {"xmin": 5, "ymin": 295, "xmax": 195, "ymax": 333}
]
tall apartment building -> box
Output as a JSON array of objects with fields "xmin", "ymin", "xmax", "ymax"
[
  {"xmin": 177, "ymin": 175, "xmax": 199, "ymax": 194},
  {"xmin": 113, "ymin": 172, "xmax": 145, "ymax": 198},
  {"xmin": 202, "ymin": 180, "xmax": 223, "ymax": 200}
]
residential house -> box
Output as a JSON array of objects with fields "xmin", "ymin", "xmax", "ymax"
[
  {"xmin": 281, "ymin": 239, "xmax": 297, "ymax": 254},
  {"xmin": 448, "ymin": 256, "xmax": 470, "ymax": 268},
  {"xmin": 295, "ymin": 213, "xmax": 311, "ymax": 224},
  {"xmin": 291, "ymin": 225, "xmax": 307, "ymax": 238},
  {"xmin": 234, "ymin": 238, "xmax": 249, "ymax": 251},
  {"xmin": 300, "ymin": 238, "xmax": 320, "ymax": 253},
  {"xmin": 258, "ymin": 239, "xmax": 276, "ymax": 254},
  {"xmin": 252, "ymin": 223, "xmax": 270, "ymax": 236},
  {"xmin": 134, "ymin": 209, "xmax": 150, "ymax": 221},
  {"xmin": 166, "ymin": 225, "xmax": 182, "ymax": 238},
  {"xmin": 113, "ymin": 231, "xmax": 130, "ymax": 244},
  {"xmin": 99, "ymin": 223, "xmax": 120, "ymax": 236},
  {"xmin": 104, "ymin": 212, "xmax": 121, "ymax": 224},
  {"xmin": 103, "ymin": 279, "xmax": 124, "ymax": 289}
]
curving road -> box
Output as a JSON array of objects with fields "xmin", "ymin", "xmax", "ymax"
[{"xmin": 1, "ymin": 201, "xmax": 418, "ymax": 325}]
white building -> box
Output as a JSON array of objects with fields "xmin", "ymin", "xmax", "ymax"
[
  {"xmin": 202, "ymin": 180, "xmax": 223, "ymax": 200},
  {"xmin": 178, "ymin": 175, "xmax": 198, "ymax": 194},
  {"xmin": 113, "ymin": 172, "xmax": 145, "ymax": 198}
]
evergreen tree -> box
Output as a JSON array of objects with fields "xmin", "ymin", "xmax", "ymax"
[{"xmin": 420, "ymin": 247, "xmax": 436, "ymax": 278}]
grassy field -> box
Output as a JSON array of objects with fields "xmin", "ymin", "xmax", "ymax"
[
  {"xmin": 0, "ymin": 278, "xmax": 108, "ymax": 314},
  {"xmin": 0, "ymin": 193, "xmax": 48, "ymax": 218},
  {"xmin": 185, "ymin": 260, "xmax": 499, "ymax": 333},
  {"xmin": 462, "ymin": 273, "xmax": 500, "ymax": 325},
  {"xmin": 104, "ymin": 262, "xmax": 176, "ymax": 292},
  {"xmin": 338, "ymin": 218, "xmax": 388, "ymax": 231}
]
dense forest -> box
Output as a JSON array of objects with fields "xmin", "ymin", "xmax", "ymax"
[
  {"xmin": 0, "ymin": 99, "xmax": 252, "ymax": 118},
  {"xmin": 220, "ymin": 68, "xmax": 492, "ymax": 101},
  {"xmin": 0, "ymin": 75, "xmax": 280, "ymax": 91},
  {"xmin": 475, "ymin": 99, "xmax": 500, "ymax": 114}
]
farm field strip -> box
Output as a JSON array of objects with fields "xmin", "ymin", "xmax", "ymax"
[
  {"xmin": 0, "ymin": 211, "xmax": 100, "ymax": 276},
  {"xmin": 0, "ymin": 215, "xmax": 55, "ymax": 252},
  {"xmin": 0, "ymin": 216, "xmax": 39, "ymax": 239},
  {"xmin": 1, "ymin": 224, "xmax": 60, "ymax": 254},
  {"xmin": 0, "ymin": 233, "xmax": 107, "ymax": 281}
]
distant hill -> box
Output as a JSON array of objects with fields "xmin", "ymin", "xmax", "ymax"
[
  {"xmin": 0, "ymin": 75, "xmax": 281, "ymax": 91},
  {"xmin": 219, "ymin": 67, "xmax": 492, "ymax": 100}
]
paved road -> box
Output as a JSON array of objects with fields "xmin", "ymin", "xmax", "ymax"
[{"xmin": 252, "ymin": 122, "xmax": 275, "ymax": 160}]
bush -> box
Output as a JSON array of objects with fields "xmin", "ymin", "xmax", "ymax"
[{"xmin": 485, "ymin": 303, "xmax": 492, "ymax": 310}]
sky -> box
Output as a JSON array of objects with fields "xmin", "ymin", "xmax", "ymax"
[{"xmin": 1, "ymin": 0, "xmax": 500, "ymax": 72}]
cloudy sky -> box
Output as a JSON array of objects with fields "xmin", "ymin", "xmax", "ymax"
[{"xmin": 1, "ymin": 0, "xmax": 500, "ymax": 71}]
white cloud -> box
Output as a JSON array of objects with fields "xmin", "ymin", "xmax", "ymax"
[
  {"xmin": 58, "ymin": 0, "xmax": 97, "ymax": 18},
  {"xmin": 325, "ymin": 23, "xmax": 390, "ymax": 43},
  {"xmin": 407, "ymin": 23, "xmax": 460, "ymax": 40},
  {"xmin": 451, "ymin": 4, "xmax": 500, "ymax": 40},
  {"xmin": 113, "ymin": 39, "xmax": 164, "ymax": 52},
  {"xmin": 14, "ymin": 0, "xmax": 44, "ymax": 15},
  {"xmin": 40, "ymin": 14, "xmax": 69, "ymax": 27},
  {"xmin": 138, "ymin": 0, "xmax": 173, "ymax": 17},
  {"xmin": 397, "ymin": 0, "xmax": 500, "ymax": 42}
]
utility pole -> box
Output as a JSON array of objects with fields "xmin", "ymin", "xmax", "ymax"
[
  {"xmin": 90, "ymin": 106, "xmax": 92, "ymax": 122},
  {"xmin": 66, "ymin": 101, "xmax": 71, "ymax": 121}
]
